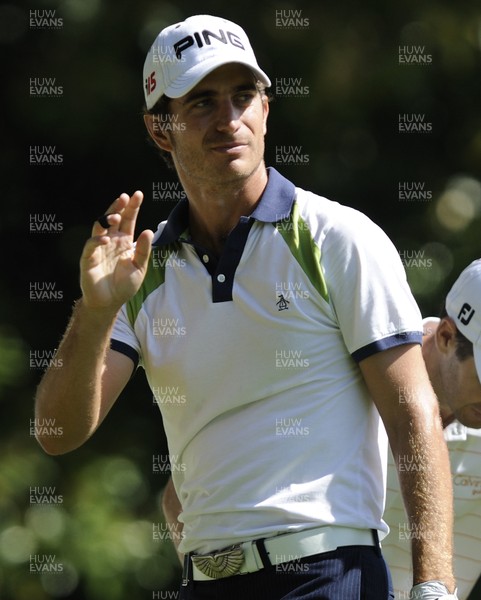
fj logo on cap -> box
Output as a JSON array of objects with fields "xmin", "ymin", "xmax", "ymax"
[
  {"xmin": 458, "ymin": 302, "xmax": 475, "ymax": 326},
  {"xmin": 173, "ymin": 29, "xmax": 245, "ymax": 59}
]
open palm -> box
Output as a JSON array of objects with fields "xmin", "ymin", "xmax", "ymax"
[{"xmin": 80, "ymin": 191, "xmax": 154, "ymax": 310}]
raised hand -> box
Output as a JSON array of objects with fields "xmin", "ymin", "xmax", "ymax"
[{"xmin": 80, "ymin": 191, "xmax": 154, "ymax": 311}]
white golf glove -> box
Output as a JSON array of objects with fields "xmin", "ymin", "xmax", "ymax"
[{"xmin": 410, "ymin": 581, "xmax": 458, "ymax": 599}]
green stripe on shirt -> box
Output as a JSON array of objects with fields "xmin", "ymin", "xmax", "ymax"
[{"xmin": 275, "ymin": 201, "xmax": 329, "ymax": 302}]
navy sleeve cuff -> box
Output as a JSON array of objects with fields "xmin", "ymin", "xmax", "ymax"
[
  {"xmin": 351, "ymin": 331, "xmax": 422, "ymax": 363},
  {"xmin": 110, "ymin": 339, "xmax": 140, "ymax": 369}
]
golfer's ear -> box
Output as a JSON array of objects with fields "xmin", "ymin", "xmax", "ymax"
[
  {"xmin": 262, "ymin": 94, "xmax": 269, "ymax": 135},
  {"xmin": 435, "ymin": 317, "xmax": 458, "ymax": 355},
  {"xmin": 144, "ymin": 114, "xmax": 173, "ymax": 152}
]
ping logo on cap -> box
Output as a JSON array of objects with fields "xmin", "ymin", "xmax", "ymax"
[
  {"xmin": 173, "ymin": 28, "xmax": 245, "ymax": 60},
  {"xmin": 458, "ymin": 302, "xmax": 475, "ymax": 326}
]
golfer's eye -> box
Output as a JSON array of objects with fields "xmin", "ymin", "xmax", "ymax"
[
  {"xmin": 193, "ymin": 97, "xmax": 213, "ymax": 109},
  {"xmin": 234, "ymin": 92, "xmax": 256, "ymax": 106}
]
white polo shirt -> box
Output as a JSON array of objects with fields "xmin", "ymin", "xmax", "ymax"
[
  {"xmin": 383, "ymin": 318, "xmax": 481, "ymax": 600},
  {"xmin": 111, "ymin": 167, "xmax": 423, "ymax": 554}
]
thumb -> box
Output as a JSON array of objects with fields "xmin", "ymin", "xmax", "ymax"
[{"xmin": 133, "ymin": 230, "xmax": 154, "ymax": 271}]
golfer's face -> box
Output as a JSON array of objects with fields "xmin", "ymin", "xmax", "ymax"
[
  {"xmin": 449, "ymin": 357, "xmax": 481, "ymax": 428},
  {"xmin": 165, "ymin": 63, "xmax": 269, "ymax": 185}
]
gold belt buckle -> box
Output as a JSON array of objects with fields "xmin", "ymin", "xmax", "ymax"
[{"xmin": 191, "ymin": 545, "xmax": 244, "ymax": 579}]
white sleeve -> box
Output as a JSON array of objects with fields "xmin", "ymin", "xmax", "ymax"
[
  {"xmin": 320, "ymin": 204, "xmax": 422, "ymax": 361},
  {"xmin": 110, "ymin": 304, "xmax": 142, "ymax": 367}
]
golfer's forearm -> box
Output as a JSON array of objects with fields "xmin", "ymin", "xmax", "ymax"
[
  {"xmin": 393, "ymin": 410, "xmax": 455, "ymax": 592},
  {"xmin": 34, "ymin": 299, "xmax": 118, "ymax": 455}
]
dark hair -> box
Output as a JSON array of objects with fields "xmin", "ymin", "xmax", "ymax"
[
  {"xmin": 440, "ymin": 306, "xmax": 474, "ymax": 361},
  {"xmin": 143, "ymin": 81, "xmax": 272, "ymax": 170},
  {"xmin": 144, "ymin": 94, "xmax": 176, "ymax": 169}
]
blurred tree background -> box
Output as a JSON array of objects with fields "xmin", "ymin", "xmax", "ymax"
[{"xmin": 1, "ymin": 0, "xmax": 481, "ymax": 598}]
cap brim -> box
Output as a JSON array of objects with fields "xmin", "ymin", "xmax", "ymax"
[{"xmin": 164, "ymin": 57, "xmax": 271, "ymax": 99}]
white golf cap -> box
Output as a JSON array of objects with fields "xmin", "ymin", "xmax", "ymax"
[
  {"xmin": 143, "ymin": 14, "xmax": 271, "ymax": 110},
  {"xmin": 446, "ymin": 258, "xmax": 481, "ymax": 381}
]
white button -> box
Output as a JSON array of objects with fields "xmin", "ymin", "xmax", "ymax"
[
  {"xmin": 217, "ymin": 274, "xmax": 226, "ymax": 283},
  {"xmin": 202, "ymin": 254, "xmax": 209, "ymax": 263}
]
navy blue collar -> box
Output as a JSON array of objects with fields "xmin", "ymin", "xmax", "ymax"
[{"xmin": 154, "ymin": 167, "xmax": 296, "ymax": 246}]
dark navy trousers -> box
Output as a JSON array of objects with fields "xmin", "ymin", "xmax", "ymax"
[{"xmin": 179, "ymin": 546, "xmax": 395, "ymax": 599}]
